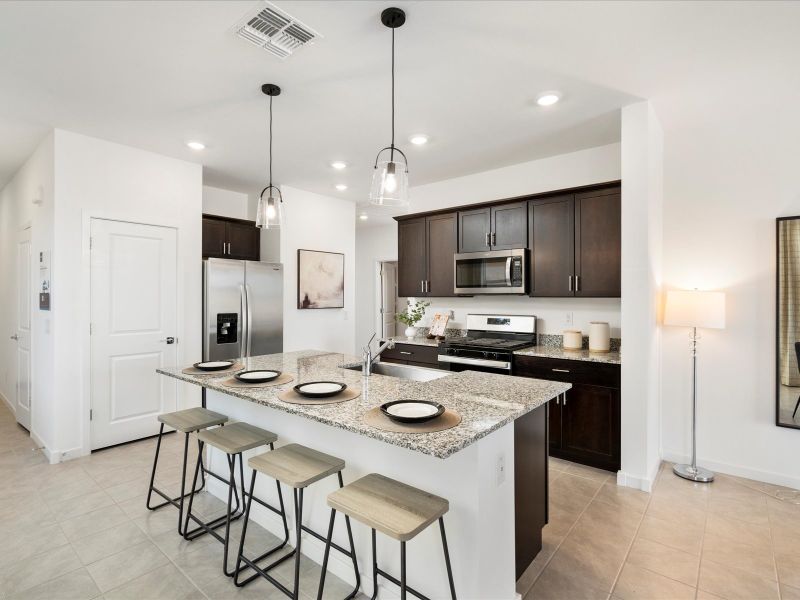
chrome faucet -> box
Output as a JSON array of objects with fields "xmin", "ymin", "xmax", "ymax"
[{"xmin": 361, "ymin": 333, "xmax": 395, "ymax": 376}]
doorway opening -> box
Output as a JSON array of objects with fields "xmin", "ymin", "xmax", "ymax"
[
  {"xmin": 376, "ymin": 261, "xmax": 398, "ymax": 339},
  {"xmin": 14, "ymin": 227, "xmax": 32, "ymax": 432}
]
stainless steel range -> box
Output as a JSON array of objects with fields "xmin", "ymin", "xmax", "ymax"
[{"xmin": 438, "ymin": 314, "xmax": 536, "ymax": 373}]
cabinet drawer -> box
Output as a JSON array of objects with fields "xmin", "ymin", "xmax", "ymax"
[
  {"xmin": 381, "ymin": 343, "xmax": 439, "ymax": 365},
  {"xmin": 514, "ymin": 355, "xmax": 620, "ymax": 388}
]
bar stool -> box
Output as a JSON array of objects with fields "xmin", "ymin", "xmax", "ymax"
[
  {"xmin": 319, "ymin": 473, "xmax": 456, "ymax": 600},
  {"xmin": 146, "ymin": 407, "xmax": 228, "ymax": 534},
  {"xmin": 183, "ymin": 421, "xmax": 282, "ymax": 577},
  {"xmin": 234, "ymin": 443, "xmax": 360, "ymax": 599}
]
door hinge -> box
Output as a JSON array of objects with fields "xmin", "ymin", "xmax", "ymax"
[
  {"xmin": 89, "ymin": 323, "xmax": 93, "ymax": 335},
  {"xmin": 89, "ymin": 409, "xmax": 93, "ymax": 421},
  {"xmin": 89, "ymin": 237, "xmax": 93, "ymax": 250}
]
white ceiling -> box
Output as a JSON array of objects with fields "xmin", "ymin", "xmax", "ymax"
[{"xmin": 1, "ymin": 1, "xmax": 798, "ymax": 221}]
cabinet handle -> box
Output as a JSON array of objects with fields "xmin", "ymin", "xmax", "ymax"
[
  {"xmin": 425, "ymin": 280, "xmax": 430, "ymax": 293},
  {"xmin": 563, "ymin": 393, "xmax": 567, "ymax": 406},
  {"xmin": 420, "ymin": 280, "xmax": 424, "ymax": 294},
  {"xmin": 491, "ymin": 231, "xmax": 496, "ymax": 246},
  {"xmin": 568, "ymin": 275, "xmax": 573, "ymax": 292},
  {"xmin": 552, "ymin": 368, "xmax": 570, "ymax": 373},
  {"xmin": 575, "ymin": 275, "xmax": 580, "ymax": 291},
  {"xmin": 400, "ymin": 351, "xmax": 412, "ymax": 355},
  {"xmin": 221, "ymin": 241, "xmax": 225, "ymax": 255},
  {"xmin": 485, "ymin": 232, "xmax": 491, "ymax": 247}
]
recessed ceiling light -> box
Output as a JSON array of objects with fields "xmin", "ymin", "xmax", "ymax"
[
  {"xmin": 330, "ymin": 161, "xmax": 347, "ymax": 170},
  {"xmin": 536, "ymin": 92, "xmax": 561, "ymax": 107},
  {"xmin": 335, "ymin": 184, "xmax": 348, "ymax": 191},
  {"xmin": 186, "ymin": 141, "xmax": 205, "ymax": 150},
  {"xmin": 409, "ymin": 134, "xmax": 429, "ymax": 145},
  {"xmin": 359, "ymin": 214, "xmax": 369, "ymax": 221}
]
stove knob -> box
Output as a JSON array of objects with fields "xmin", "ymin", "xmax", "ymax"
[
  {"xmin": 447, "ymin": 348, "xmax": 456, "ymax": 356},
  {"xmin": 481, "ymin": 351, "xmax": 489, "ymax": 358}
]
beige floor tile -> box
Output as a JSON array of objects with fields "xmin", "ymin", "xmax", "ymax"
[
  {"xmin": 171, "ymin": 541, "xmax": 233, "ymax": 586},
  {"xmin": 782, "ymin": 583, "xmax": 800, "ymax": 600},
  {"xmin": 551, "ymin": 471, "xmax": 606, "ymax": 498},
  {"xmin": 576, "ymin": 497, "xmax": 642, "ymax": 539},
  {"xmin": 71, "ymin": 520, "xmax": 150, "ymax": 565},
  {"xmin": 636, "ymin": 514, "xmax": 704, "ymax": 555},
  {"xmin": 50, "ymin": 488, "xmax": 116, "ymax": 522},
  {"xmin": 92, "ymin": 465, "xmax": 151, "ymax": 490},
  {"xmin": 776, "ymin": 551, "xmax": 800, "ymax": 589},
  {"xmin": 0, "ymin": 544, "xmax": 83, "ymax": 596},
  {"xmin": 86, "ymin": 540, "xmax": 170, "ymax": 592},
  {"xmin": 565, "ymin": 462, "xmax": 613, "ymax": 483},
  {"xmin": 626, "ymin": 537, "xmax": 700, "ymax": 586},
  {"xmin": 594, "ymin": 481, "xmax": 651, "ymax": 515},
  {"xmin": 0, "ymin": 522, "xmax": 70, "ymax": 568},
  {"xmin": 543, "ymin": 504, "xmax": 583, "ymax": 539},
  {"xmin": 60, "ymin": 503, "xmax": 130, "ymax": 541},
  {"xmin": 701, "ymin": 532, "xmax": 777, "ymax": 581},
  {"xmin": 133, "ymin": 505, "xmax": 184, "ymax": 537},
  {"xmin": 149, "ymin": 525, "xmax": 218, "ymax": 560},
  {"xmin": 612, "ymin": 563, "xmax": 695, "ymax": 600},
  {"xmin": 200, "ymin": 571, "xmax": 289, "ymax": 599},
  {"xmin": 103, "ymin": 563, "xmax": 202, "ymax": 600},
  {"xmin": 708, "ymin": 494, "xmax": 770, "ymax": 527},
  {"xmin": 8, "ymin": 567, "xmax": 101, "ymax": 600},
  {"xmin": 646, "ymin": 495, "xmax": 707, "ymax": 528},
  {"xmin": 698, "ymin": 558, "xmax": 779, "ymax": 600},
  {"xmin": 695, "ymin": 590, "xmax": 726, "ymax": 600},
  {"xmin": 705, "ymin": 512, "xmax": 773, "ymax": 548},
  {"xmin": 528, "ymin": 558, "xmax": 610, "ymax": 600}
]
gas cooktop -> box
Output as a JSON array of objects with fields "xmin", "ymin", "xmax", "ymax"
[{"xmin": 441, "ymin": 337, "xmax": 534, "ymax": 351}]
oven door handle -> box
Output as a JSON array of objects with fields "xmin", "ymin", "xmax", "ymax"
[{"xmin": 437, "ymin": 355, "xmax": 511, "ymax": 370}]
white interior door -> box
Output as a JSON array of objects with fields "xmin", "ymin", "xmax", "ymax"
[
  {"xmin": 15, "ymin": 228, "xmax": 32, "ymax": 430},
  {"xmin": 90, "ymin": 219, "xmax": 178, "ymax": 449},
  {"xmin": 380, "ymin": 261, "xmax": 398, "ymax": 338}
]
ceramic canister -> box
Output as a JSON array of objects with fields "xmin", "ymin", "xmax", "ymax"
[
  {"xmin": 563, "ymin": 329, "xmax": 583, "ymax": 350},
  {"xmin": 589, "ymin": 321, "xmax": 611, "ymax": 353}
]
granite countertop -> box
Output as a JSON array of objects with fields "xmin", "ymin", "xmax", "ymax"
[
  {"xmin": 514, "ymin": 346, "xmax": 621, "ymax": 365},
  {"xmin": 157, "ymin": 350, "xmax": 569, "ymax": 459},
  {"xmin": 381, "ymin": 336, "xmax": 441, "ymax": 347}
]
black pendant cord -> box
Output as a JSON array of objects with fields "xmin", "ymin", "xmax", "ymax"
[
  {"xmin": 268, "ymin": 94, "xmax": 273, "ymax": 187},
  {"xmin": 390, "ymin": 27, "xmax": 395, "ymax": 162}
]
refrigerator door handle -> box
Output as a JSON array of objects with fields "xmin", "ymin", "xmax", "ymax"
[
  {"xmin": 245, "ymin": 284, "xmax": 253, "ymax": 357},
  {"xmin": 239, "ymin": 284, "xmax": 247, "ymax": 359}
]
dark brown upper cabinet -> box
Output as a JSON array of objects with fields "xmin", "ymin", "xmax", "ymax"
[
  {"xmin": 574, "ymin": 188, "xmax": 621, "ymax": 297},
  {"xmin": 528, "ymin": 195, "xmax": 575, "ymax": 297},
  {"xmin": 397, "ymin": 213, "xmax": 457, "ymax": 297},
  {"xmin": 458, "ymin": 202, "xmax": 527, "ymax": 253},
  {"xmin": 202, "ymin": 214, "xmax": 260, "ymax": 261},
  {"xmin": 528, "ymin": 187, "xmax": 620, "ymax": 298}
]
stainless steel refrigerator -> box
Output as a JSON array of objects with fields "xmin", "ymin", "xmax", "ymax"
[{"xmin": 203, "ymin": 259, "xmax": 283, "ymax": 361}]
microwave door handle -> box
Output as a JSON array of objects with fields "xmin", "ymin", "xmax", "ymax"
[{"xmin": 505, "ymin": 257, "xmax": 512, "ymax": 286}]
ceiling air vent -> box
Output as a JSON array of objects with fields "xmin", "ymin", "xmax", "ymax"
[{"xmin": 234, "ymin": 1, "xmax": 321, "ymax": 59}]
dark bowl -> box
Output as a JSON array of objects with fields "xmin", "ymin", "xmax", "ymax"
[
  {"xmin": 193, "ymin": 360, "xmax": 235, "ymax": 372},
  {"xmin": 235, "ymin": 369, "xmax": 281, "ymax": 384},
  {"xmin": 293, "ymin": 381, "xmax": 347, "ymax": 398},
  {"xmin": 380, "ymin": 400, "xmax": 445, "ymax": 424}
]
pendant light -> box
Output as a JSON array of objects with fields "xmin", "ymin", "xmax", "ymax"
[
  {"xmin": 257, "ymin": 83, "xmax": 283, "ymax": 229},
  {"xmin": 369, "ymin": 7, "xmax": 409, "ymax": 207}
]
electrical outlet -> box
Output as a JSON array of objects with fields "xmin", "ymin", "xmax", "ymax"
[
  {"xmin": 496, "ymin": 454, "xmax": 506, "ymax": 486},
  {"xmin": 565, "ymin": 312, "xmax": 573, "ymax": 326}
]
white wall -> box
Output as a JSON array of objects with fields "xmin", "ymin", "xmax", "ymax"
[
  {"xmin": 660, "ymin": 93, "xmax": 800, "ymax": 489},
  {"xmin": 619, "ymin": 102, "xmax": 663, "ymax": 491},
  {"xmin": 202, "ymin": 185, "xmax": 280, "ymax": 262},
  {"xmin": 54, "ymin": 130, "xmax": 202, "ymax": 459},
  {"xmin": 355, "ymin": 143, "xmax": 622, "ymax": 344},
  {"xmin": 0, "ymin": 133, "xmax": 55, "ymax": 449},
  {"xmin": 280, "ymin": 186, "xmax": 355, "ymax": 355}
]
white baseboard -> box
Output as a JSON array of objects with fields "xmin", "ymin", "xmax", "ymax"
[
  {"xmin": 617, "ymin": 459, "xmax": 660, "ymax": 493},
  {"xmin": 662, "ymin": 450, "xmax": 800, "ymax": 490},
  {"xmin": 0, "ymin": 389, "xmax": 14, "ymax": 414}
]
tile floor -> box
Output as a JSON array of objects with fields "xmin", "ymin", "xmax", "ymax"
[
  {"xmin": 3, "ymin": 400, "xmax": 800, "ymax": 600},
  {"xmin": 519, "ymin": 457, "xmax": 800, "ymax": 600}
]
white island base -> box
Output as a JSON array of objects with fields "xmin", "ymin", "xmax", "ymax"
[{"xmin": 203, "ymin": 389, "xmax": 518, "ymax": 599}]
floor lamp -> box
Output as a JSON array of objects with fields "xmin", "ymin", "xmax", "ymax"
[{"xmin": 664, "ymin": 289, "xmax": 726, "ymax": 483}]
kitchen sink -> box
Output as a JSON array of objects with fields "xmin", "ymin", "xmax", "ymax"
[{"xmin": 343, "ymin": 361, "xmax": 450, "ymax": 382}]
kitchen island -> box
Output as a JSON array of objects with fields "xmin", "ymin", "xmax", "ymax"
[{"xmin": 158, "ymin": 350, "xmax": 569, "ymax": 598}]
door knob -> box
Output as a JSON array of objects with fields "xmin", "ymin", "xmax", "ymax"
[
  {"xmin": 10, "ymin": 334, "xmax": 18, "ymax": 341},
  {"xmin": 160, "ymin": 337, "xmax": 176, "ymax": 344}
]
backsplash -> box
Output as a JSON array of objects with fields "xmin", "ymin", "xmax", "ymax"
[{"xmin": 537, "ymin": 333, "xmax": 621, "ymax": 352}]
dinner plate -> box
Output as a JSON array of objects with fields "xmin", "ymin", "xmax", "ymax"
[
  {"xmin": 193, "ymin": 360, "xmax": 235, "ymax": 372},
  {"xmin": 235, "ymin": 370, "xmax": 280, "ymax": 383},
  {"xmin": 380, "ymin": 400, "xmax": 445, "ymax": 424},
  {"xmin": 294, "ymin": 381, "xmax": 347, "ymax": 398}
]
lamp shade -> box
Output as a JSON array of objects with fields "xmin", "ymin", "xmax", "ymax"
[{"xmin": 664, "ymin": 290, "xmax": 726, "ymax": 329}]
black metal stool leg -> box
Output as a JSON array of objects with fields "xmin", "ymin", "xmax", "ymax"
[
  {"xmin": 371, "ymin": 528, "xmax": 378, "ymax": 600},
  {"xmin": 183, "ymin": 439, "xmax": 204, "ymax": 538},
  {"xmin": 439, "ymin": 518, "xmax": 457, "ymax": 600},
  {"xmin": 400, "ymin": 541, "xmax": 407, "ymax": 600},
  {"xmin": 145, "ymin": 423, "xmax": 165, "ymax": 510},
  {"xmin": 316, "ymin": 508, "xmax": 336, "ymax": 600},
  {"xmin": 234, "ymin": 470, "xmax": 258, "ymax": 586},
  {"xmin": 292, "ymin": 487, "xmax": 304, "ymax": 599},
  {"xmin": 176, "ymin": 431, "xmax": 190, "ymax": 534},
  {"xmin": 222, "ymin": 452, "xmax": 239, "ymax": 576}
]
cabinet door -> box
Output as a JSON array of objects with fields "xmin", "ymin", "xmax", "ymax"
[
  {"xmin": 458, "ymin": 207, "xmax": 491, "ymax": 253},
  {"xmin": 529, "ymin": 195, "xmax": 574, "ymax": 297},
  {"xmin": 575, "ymin": 189, "xmax": 621, "ymax": 297},
  {"xmin": 202, "ymin": 217, "xmax": 228, "ymax": 258},
  {"xmin": 560, "ymin": 384, "xmax": 620, "ymax": 471},
  {"xmin": 491, "ymin": 201, "xmax": 528, "ymax": 249},
  {"xmin": 226, "ymin": 221, "xmax": 261, "ymax": 261},
  {"xmin": 426, "ymin": 213, "xmax": 457, "ymax": 297},
  {"xmin": 398, "ymin": 217, "xmax": 427, "ymax": 297}
]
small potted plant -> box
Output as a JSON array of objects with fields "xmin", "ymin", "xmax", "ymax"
[{"xmin": 396, "ymin": 299, "xmax": 430, "ymax": 340}]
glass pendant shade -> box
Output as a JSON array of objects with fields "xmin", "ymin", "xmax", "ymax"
[
  {"xmin": 256, "ymin": 189, "xmax": 282, "ymax": 229},
  {"xmin": 370, "ymin": 158, "xmax": 409, "ymax": 207}
]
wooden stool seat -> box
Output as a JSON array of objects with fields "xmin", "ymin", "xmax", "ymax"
[
  {"xmin": 327, "ymin": 473, "xmax": 449, "ymax": 542},
  {"xmin": 249, "ymin": 443, "xmax": 345, "ymax": 489},
  {"xmin": 198, "ymin": 422, "xmax": 277, "ymax": 455},
  {"xmin": 158, "ymin": 407, "xmax": 227, "ymax": 433}
]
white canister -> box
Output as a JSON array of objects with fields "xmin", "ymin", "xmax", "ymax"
[
  {"xmin": 589, "ymin": 322, "xmax": 611, "ymax": 353},
  {"xmin": 563, "ymin": 330, "xmax": 583, "ymax": 350}
]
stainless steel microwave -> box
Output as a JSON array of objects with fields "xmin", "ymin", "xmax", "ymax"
[{"xmin": 454, "ymin": 249, "xmax": 527, "ymax": 295}]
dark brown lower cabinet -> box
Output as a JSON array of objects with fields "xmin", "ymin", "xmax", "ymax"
[
  {"xmin": 514, "ymin": 355, "xmax": 621, "ymax": 472},
  {"xmin": 378, "ymin": 343, "xmax": 442, "ymax": 368}
]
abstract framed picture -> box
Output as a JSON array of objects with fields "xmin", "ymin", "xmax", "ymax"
[{"xmin": 297, "ymin": 249, "xmax": 345, "ymax": 309}]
